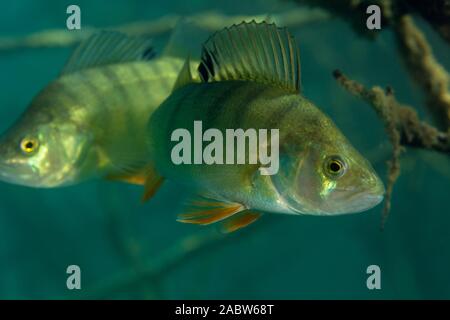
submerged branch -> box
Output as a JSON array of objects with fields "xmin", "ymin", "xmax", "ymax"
[
  {"xmin": 292, "ymin": 0, "xmax": 450, "ymax": 225},
  {"xmin": 398, "ymin": 0, "xmax": 450, "ymax": 45},
  {"xmin": 333, "ymin": 70, "xmax": 450, "ymax": 225},
  {"xmin": 292, "ymin": 2, "xmax": 450, "ymax": 130},
  {"xmin": 293, "ymin": 0, "xmax": 450, "ymax": 45},
  {"xmin": 394, "ymin": 15, "xmax": 450, "ymax": 130},
  {"xmin": 333, "ymin": 71, "xmax": 450, "ymax": 154},
  {"xmin": 0, "ymin": 9, "xmax": 329, "ymax": 52}
]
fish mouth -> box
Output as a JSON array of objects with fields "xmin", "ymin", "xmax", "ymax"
[
  {"xmin": 0, "ymin": 163, "xmax": 15, "ymax": 182},
  {"xmin": 336, "ymin": 173, "xmax": 385, "ymax": 213},
  {"xmin": 336, "ymin": 190, "xmax": 384, "ymax": 214},
  {"xmin": 359, "ymin": 193, "xmax": 384, "ymax": 209},
  {"xmin": 328, "ymin": 182, "xmax": 384, "ymax": 214},
  {"xmin": 0, "ymin": 162, "xmax": 39, "ymax": 187}
]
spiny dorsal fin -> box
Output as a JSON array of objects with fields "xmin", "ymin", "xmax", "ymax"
[
  {"xmin": 198, "ymin": 21, "xmax": 301, "ymax": 93},
  {"xmin": 61, "ymin": 31, "xmax": 154, "ymax": 75},
  {"xmin": 172, "ymin": 56, "xmax": 194, "ymax": 91}
]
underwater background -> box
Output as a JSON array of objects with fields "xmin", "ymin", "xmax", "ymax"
[{"xmin": 0, "ymin": 0, "xmax": 449, "ymax": 299}]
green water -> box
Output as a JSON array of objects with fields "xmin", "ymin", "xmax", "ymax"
[{"xmin": 0, "ymin": 0, "xmax": 449, "ymax": 299}]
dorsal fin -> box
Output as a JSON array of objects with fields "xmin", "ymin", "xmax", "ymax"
[
  {"xmin": 197, "ymin": 21, "xmax": 301, "ymax": 93},
  {"xmin": 172, "ymin": 56, "xmax": 194, "ymax": 91},
  {"xmin": 61, "ymin": 31, "xmax": 154, "ymax": 75}
]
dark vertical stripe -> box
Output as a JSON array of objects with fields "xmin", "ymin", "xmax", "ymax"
[
  {"xmin": 53, "ymin": 81, "xmax": 80, "ymax": 113},
  {"xmin": 262, "ymin": 96, "xmax": 296, "ymax": 131},
  {"xmin": 129, "ymin": 64, "xmax": 150, "ymax": 102},
  {"xmin": 101, "ymin": 67, "xmax": 136, "ymax": 136},
  {"xmin": 73, "ymin": 71, "xmax": 109, "ymax": 122},
  {"xmin": 231, "ymin": 83, "xmax": 267, "ymax": 128},
  {"xmin": 205, "ymin": 82, "xmax": 242, "ymax": 127},
  {"xmin": 152, "ymin": 60, "xmax": 172, "ymax": 93},
  {"xmin": 129, "ymin": 63, "xmax": 163, "ymax": 110},
  {"xmin": 165, "ymin": 84, "xmax": 202, "ymax": 150}
]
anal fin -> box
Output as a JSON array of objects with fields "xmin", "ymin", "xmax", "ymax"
[{"xmin": 220, "ymin": 211, "xmax": 262, "ymax": 233}]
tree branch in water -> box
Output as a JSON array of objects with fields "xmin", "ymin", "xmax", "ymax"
[{"xmin": 333, "ymin": 70, "xmax": 450, "ymax": 226}]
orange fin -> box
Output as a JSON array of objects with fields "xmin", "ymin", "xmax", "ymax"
[
  {"xmin": 177, "ymin": 196, "xmax": 245, "ymax": 225},
  {"xmin": 141, "ymin": 167, "xmax": 165, "ymax": 202},
  {"xmin": 106, "ymin": 173, "xmax": 147, "ymax": 185},
  {"xmin": 220, "ymin": 211, "xmax": 262, "ymax": 233}
]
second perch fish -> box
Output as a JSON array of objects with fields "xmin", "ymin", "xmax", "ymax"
[
  {"xmin": 146, "ymin": 21, "xmax": 385, "ymax": 232},
  {"xmin": 0, "ymin": 31, "xmax": 196, "ymax": 188}
]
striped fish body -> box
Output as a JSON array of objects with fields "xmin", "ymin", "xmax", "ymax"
[
  {"xmin": 149, "ymin": 80, "xmax": 325, "ymax": 212},
  {"xmin": 145, "ymin": 21, "xmax": 384, "ymax": 232},
  {"xmin": 0, "ymin": 30, "xmax": 197, "ymax": 188},
  {"xmin": 32, "ymin": 57, "xmax": 186, "ymax": 184}
]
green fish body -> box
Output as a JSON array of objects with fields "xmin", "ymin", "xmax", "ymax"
[
  {"xmin": 0, "ymin": 31, "xmax": 193, "ymax": 188},
  {"xmin": 147, "ymin": 21, "xmax": 385, "ymax": 232}
]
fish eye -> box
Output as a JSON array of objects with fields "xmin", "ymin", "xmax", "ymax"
[
  {"xmin": 20, "ymin": 137, "xmax": 39, "ymax": 155},
  {"xmin": 324, "ymin": 156, "xmax": 346, "ymax": 178}
]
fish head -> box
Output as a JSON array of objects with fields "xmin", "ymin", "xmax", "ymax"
[
  {"xmin": 272, "ymin": 113, "xmax": 385, "ymax": 215},
  {"xmin": 0, "ymin": 88, "xmax": 94, "ymax": 188}
]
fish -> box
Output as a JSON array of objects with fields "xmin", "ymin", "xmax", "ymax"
[
  {"xmin": 145, "ymin": 21, "xmax": 385, "ymax": 232},
  {"xmin": 0, "ymin": 30, "xmax": 197, "ymax": 188}
]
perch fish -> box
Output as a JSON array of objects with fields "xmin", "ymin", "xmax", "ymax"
[
  {"xmin": 146, "ymin": 21, "xmax": 385, "ymax": 232},
  {"xmin": 0, "ymin": 31, "xmax": 195, "ymax": 188}
]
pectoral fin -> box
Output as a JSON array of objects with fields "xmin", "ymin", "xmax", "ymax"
[
  {"xmin": 106, "ymin": 172, "xmax": 147, "ymax": 185},
  {"xmin": 106, "ymin": 164, "xmax": 164, "ymax": 201},
  {"xmin": 178, "ymin": 195, "xmax": 245, "ymax": 225},
  {"xmin": 141, "ymin": 167, "xmax": 165, "ymax": 202}
]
